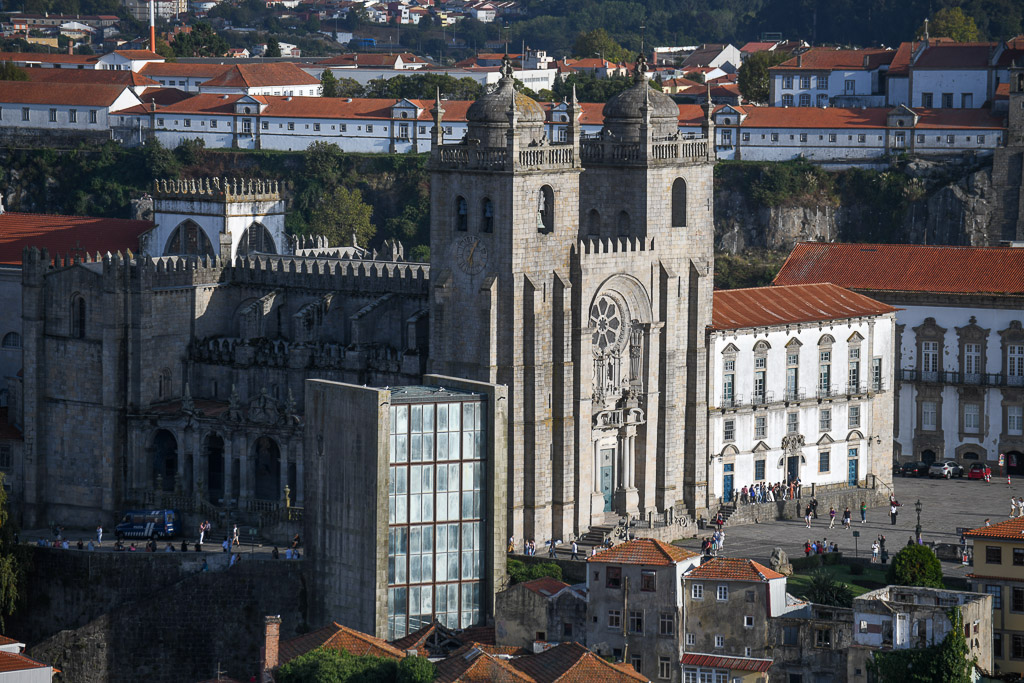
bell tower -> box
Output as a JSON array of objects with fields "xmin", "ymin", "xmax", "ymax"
[{"xmin": 428, "ymin": 57, "xmax": 583, "ymax": 543}]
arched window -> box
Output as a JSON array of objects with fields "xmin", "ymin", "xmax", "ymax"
[
  {"xmin": 671, "ymin": 178, "xmax": 687, "ymax": 227},
  {"xmin": 617, "ymin": 210, "xmax": 630, "ymax": 236},
  {"xmin": 536, "ymin": 186, "xmax": 554, "ymax": 234},
  {"xmin": 164, "ymin": 220, "xmax": 215, "ymax": 258},
  {"xmin": 455, "ymin": 196, "xmax": 468, "ymax": 232},
  {"xmin": 1, "ymin": 332, "xmax": 20, "ymax": 349},
  {"xmin": 237, "ymin": 223, "xmax": 277, "ymax": 256},
  {"xmin": 71, "ymin": 295, "xmax": 86, "ymax": 339},
  {"xmin": 157, "ymin": 368, "xmax": 172, "ymax": 399},
  {"xmin": 480, "ymin": 198, "xmax": 494, "ymax": 233},
  {"xmin": 587, "ymin": 209, "xmax": 600, "ymax": 236}
]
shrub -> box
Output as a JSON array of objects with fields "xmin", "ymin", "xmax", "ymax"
[{"xmin": 886, "ymin": 543, "xmax": 943, "ymax": 588}]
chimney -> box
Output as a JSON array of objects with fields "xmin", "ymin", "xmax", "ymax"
[
  {"xmin": 262, "ymin": 615, "xmax": 282, "ymax": 673},
  {"xmin": 797, "ymin": 53, "xmax": 802, "ymax": 67}
]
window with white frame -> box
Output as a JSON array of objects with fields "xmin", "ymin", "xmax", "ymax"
[
  {"xmin": 89, "ymin": 110, "xmax": 97, "ymax": 123},
  {"xmin": 755, "ymin": 416, "xmax": 766, "ymax": 439},
  {"xmin": 659, "ymin": 612, "xmax": 674, "ymax": 636},
  {"xmin": 800, "ymin": 76, "xmax": 811, "ymax": 88},
  {"xmin": 717, "ymin": 585, "xmax": 729, "ymax": 601},
  {"xmin": 744, "ymin": 615, "xmax": 755, "ymax": 628},
  {"xmin": 922, "ymin": 341, "xmax": 939, "ymax": 374},
  {"xmin": 49, "ymin": 108, "xmax": 57, "ymax": 122},
  {"xmin": 1009, "ymin": 405, "xmax": 1023, "ymax": 436},
  {"xmin": 872, "ymin": 357, "xmax": 883, "ymax": 391},
  {"xmin": 799, "ymin": 94, "xmax": 811, "ymax": 107},
  {"xmin": 658, "ymin": 657, "xmax": 671, "ymax": 680},
  {"xmin": 848, "ymin": 347, "xmax": 860, "ymax": 390},
  {"xmin": 819, "ymin": 350, "xmax": 832, "ymax": 394},
  {"xmin": 630, "ymin": 654, "xmax": 641, "ymax": 673},
  {"xmin": 1010, "ymin": 344, "xmax": 1024, "ymax": 383},
  {"xmin": 724, "ymin": 419, "xmax": 735, "ymax": 442},
  {"xmin": 783, "ymin": 76, "xmax": 793, "ymax": 89},
  {"xmin": 714, "ymin": 634, "xmax": 725, "ymax": 648},
  {"xmin": 964, "ymin": 403, "xmax": 980, "ymax": 433},
  {"xmin": 692, "ymin": 583, "xmax": 704, "ymax": 600},
  {"xmin": 69, "ymin": 109, "xmax": 77, "ymax": 123},
  {"xmin": 628, "ymin": 610, "xmax": 643, "ymax": 634},
  {"xmin": 723, "ymin": 358, "xmax": 735, "ymax": 406},
  {"xmin": 787, "ymin": 412, "xmax": 799, "ymax": 434},
  {"xmin": 820, "ymin": 409, "xmax": 831, "ymax": 432},
  {"xmin": 685, "ymin": 632, "xmax": 696, "ymax": 646},
  {"xmin": 849, "ymin": 405, "xmax": 861, "ymax": 429},
  {"xmin": 607, "ymin": 609, "xmax": 621, "ymax": 629},
  {"xmin": 922, "ymin": 400, "xmax": 937, "ymax": 430},
  {"xmin": 964, "ymin": 343, "xmax": 981, "ymax": 376},
  {"xmin": 818, "ymin": 75, "xmax": 829, "ymax": 89}
]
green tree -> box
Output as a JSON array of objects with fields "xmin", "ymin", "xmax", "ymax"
[
  {"xmin": 175, "ymin": 138, "xmax": 207, "ymax": 167},
  {"xmin": 737, "ymin": 50, "xmax": 790, "ymax": 103},
  {"xmin": 396, "ymin": 656, "xmax": 435, "ymax": 683},
  {"xmin": 886, "ymin": 543, "xmax": 943, "ymax": 588},
  {"xmin": 0, "ymin": 61, "xmax": 29, "ymax": 81},
  {"xmin": 334, "ymin": 77, "xmax": 364, "ymax": 98},
  {"xmin": 265, "ymin": 35, "xmax": 282, "ymax": 58},
  {"xmin": 920, "ymin": 7, "xmax": 980, "ymax": 42},
  {"xmin": 305, "ymin": 141, "xmax": 344, "ymax": 185},
  {"xmin": 276, "ymin": 647, "xmax": 400, "ymax": 683},
  {"xmin": 142, "ymin": 138, "xmax": 181, "ymax": 179},
  {"xmin": 572, "ymin": 27, "xmax": 629, "ymax": 63},
  {"xmin": 0, "ymin": 473, "xmax": 26, "ymax": 630},
  {"xmin": 802, "ymin": 569, "xmax": 853, "ymax": 607},
  {"xmin": 507, "ymin": 558, "xmax": 563, "ymax": 585},
  {"xmin": 172, "ymin": 22, "xmax": 229, "ymax": 57},
  {"xmin": 321, "ymin": 69, "xmax": 339, "ymax": 98},
  {"xmin": 309, "ymin": 186, "xmax": 375, "ymax": 247},
  {"xmin": 932, "ymin": 606, "xmax": 973, "ymax": 683}
]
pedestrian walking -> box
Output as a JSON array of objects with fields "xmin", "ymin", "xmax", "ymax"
[
  {"xmin": 860, "ymin": 500, "xmax": 867, "ymax": 524},
  {"xmin": 231, "ymin": 524, "xmax": 240, "ymax": 549},
  {"xmin": 890, "ymin": 503, "xmax": 898, "ymax": 525},
  {"xmin": 871, "ymin": 541, "xmax": 879, "ymax": 563},
  {"xmin": 828, "ymin": 506, "xmax": 837, "ymax": 529},
  {"xmin": 811, "ymin": 497, "xmax": 819, "ymax": 519},
  {"xmin": 570, "ymin": 540, "xmax": 579, "ymax": 560},
  {"xmin": 804, "ymin": 504, "xmax": 812, "ymax": 528},
  {"xmin": 804, "ymin": 539, "xmax": 812, "ymax": 557},
  {"xmin": 96, "ymin": 525, "xmax": 103, "ymax": 545},
  {"xmin": 842, "ymin": 507, "xmax": 851, "ymax": 529},
  {"xmin": 548, "ymin": 540, "xmax": 557, "ymax": 558}
]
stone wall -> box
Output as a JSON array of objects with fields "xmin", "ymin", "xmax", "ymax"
[
  {"xmin": 11, "ymin": 547, "xmax": 305, "ymax": 683},
  {"xmin": 719, "ymin": 484, "xmax": 890, "ymax": 527}
]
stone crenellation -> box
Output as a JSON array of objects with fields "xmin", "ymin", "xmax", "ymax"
[
  {"xmin": 574, "ymin": 236, "xmax": 655, "ymax": 256},
  {"xmin": 152, "ymin": 176, "xmax": 283, "ymax": 202}
]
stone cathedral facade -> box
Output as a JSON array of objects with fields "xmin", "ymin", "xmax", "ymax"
[
  {"xmin": 428, "ymin": 58, "xmax": 716, "ymax": 543},
  {"xmin": 12, "ymin": 58, "xmax": 716, "ymax": 547}
]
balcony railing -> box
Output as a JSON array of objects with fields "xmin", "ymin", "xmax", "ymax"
[{"xmin": 899, "ymin": 369, "xmax": 1019, "ymax": 387}]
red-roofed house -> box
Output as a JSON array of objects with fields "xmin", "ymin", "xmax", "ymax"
[
  {"xmin": 96, "ymin": 49, "xmax": 165, "ymax": 72},
  {"xmin": 773, "ymin": 241, "xmax": 1024, "ymax": 469},
  {"xmin": 769, "ymin": 47, "xmax": 896, "ymax": 108},
  {"xmin": 198, "ymin": 63, "xmax": 322, "ymax": 97},
  {"xmin": 711, "ymin": 103, "xmax": 1005, "ymax": 166},
  {"xmin": 707, "ymin": 281, "xmax": 896, "ymax": 509},
  {"xmin": 0, "ymin": 650, "xmax": 54, "ymax": 681},
  {"xmin": 584, "ymin": 538, "xmax": 700, "ymax": 682},
  {"xmin": 682, "ymin": 557, "xmax": 790, "ymax": 681},
  {"xmin": 494, "ymin": 576, "xmax": 586, "ymax": 649}
]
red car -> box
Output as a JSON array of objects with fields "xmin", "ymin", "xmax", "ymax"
[{"xmin": 967, "ymin": 463, "xmax": 991, "ymax": 480}]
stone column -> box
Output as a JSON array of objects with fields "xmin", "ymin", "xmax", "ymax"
[
  {"xmin": 239, "ymin": 435, "xmax": 252, "ymax": 507},
  {"xmin": 279, "ymin": 439, "xmax": 290, "ymax": 503},
  {"xmin": 176, "ymin": 426, "xmax": 188, "ymax": 494}
]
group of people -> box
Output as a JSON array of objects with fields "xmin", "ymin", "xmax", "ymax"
[
  {"xmin": 700, "ymin": 529, "xmax": 726, "ymax": 557},
  {"xmin": 1010, "ymin": 497, "xmax": 1024, "ymax": 517},
  {"xmin": 738, "ymin": 479, "xmax": 802, "ymax": 504},
  {"xmin": 803, "ymin": 500, "xmax": 869, "ymax": 529},
  {"xmin": 870, "ymin": 534, "xmax": 889, "ymax": 562},
  {"xmin": 803, "ymin": 538, "xmax": 840, "ymax": 556}
]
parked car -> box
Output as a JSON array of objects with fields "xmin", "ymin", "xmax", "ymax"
[
  {"xmin": 899, "ymin": 461, "xmax": 929, "ymax": 477},
  {"xmin": 928, "ymin": 461, "xmax": 964, "ymax": 478},
  {"xmin": 968, "ymin": 463, "xmax": 992, "ymax": 480}
]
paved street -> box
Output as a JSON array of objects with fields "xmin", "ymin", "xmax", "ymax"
[{"xmin": 675, "ymin": 474, "xmax": 1017, "ymax": 578}]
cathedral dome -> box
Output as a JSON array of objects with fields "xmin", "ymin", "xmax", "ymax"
[
  {"xmin": 466, "ymin": 69, "xmax": 545, "ymax": 125},
  {"xmin": 601, "ymin": 55, "xmax": 680, "ymax": 140}
]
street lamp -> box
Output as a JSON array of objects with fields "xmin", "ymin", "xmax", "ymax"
[{"xmin": 914, "ymin": 499, "xmax": 923, "ymax": 540}]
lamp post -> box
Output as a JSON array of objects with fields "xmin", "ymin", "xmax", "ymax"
[{"xmin": 914, "ymin": 499, "xmax": 923, "ymax": 540}]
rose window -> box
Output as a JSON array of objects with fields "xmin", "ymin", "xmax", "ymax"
[{"xmin": 590, "ymin": 296, "xmax": 625, "ymax": 351}]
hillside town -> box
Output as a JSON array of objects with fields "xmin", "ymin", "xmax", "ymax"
[{"xmin": 1, "ymin": 0, "xmax": 1024, "ymax": 681}]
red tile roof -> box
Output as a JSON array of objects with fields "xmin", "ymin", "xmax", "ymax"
[
  {"xmin": 740, "ymin": 41, "xmax": 779, "ymax": 53},
  {"xmin": 914, "ymin": 43, "xmax": 995, "ymax": 69},
  {"xmin": 0, "ymin": 51, "xmax": 97, "ymax": 64},
  {"xmin": 522, "ymin": 577, "xmax": 570, "ymax": 597},
  {"xmin": 680, "ymin": 653, "xmax": 773, "ymax": 672},
  {"xmin": 685, "ymin": 557, "xmax": 784, "ymax": 582},
  {"xmin": 201, "ymin": 62, "xmax": 320, "ymax": 88},
  {"xmin": 737, "ymin": 106, "xmax": 1004, "ymax": 130},
  {"xmin": 434, "ymin": 647, "xmax": 534, "ymax": 683},
  {"xmin": 277, "ymin": 622, "xmax": 404, "ymax": 664},
  {"xmin": 773, "ymin": 47, "xmax": 894, "ymax": 71},
  {"xmin": 773, "ymin": 242, "xmax": 1024, "ymax": 296},
  {"xmin": 964, "ymin": 517, "xmax": 1024, "ymax": 540},
  {"xmin": 0, "ymin": 212, "xmax": 152, "ymax": 266},
  {"xmin": 0, "ymin": 650, "xmax": 48, "ymax": 673},
  {"xmin": 0, "ymin": 81, "xmax": 135, "ymax": 107},
  {"xmin": 113, "ymin": 49, "xmax": 163, "ymax": 60},
  {"xmin": 888, "ymin": 41, "xmax": 916, "ymax": 75},
  {"xmin": 140, "ymin": 62, "xmax": 232, "ymax": 79},
  {"xmin": 510, "ymin": 641, "xmax": 649, "ymax": 682},
  {"xmin": 587, "ymin": 538, "xmax": 698, "ymax": 566},
  {"xmin": 712, "ymin": 283, "xmax": 895, "ymax": 330},
  {"xmin": 0, "ymin": 635, "xmax": 21, "ymax": 647},
  {"xmin": 24, "ymin": 68, "xmax": 159, "ymax": 87}
]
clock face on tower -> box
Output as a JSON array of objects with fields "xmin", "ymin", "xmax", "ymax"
[{"xmin": 454, "ymin": 234, "xmax": 488, "ymax": 275}]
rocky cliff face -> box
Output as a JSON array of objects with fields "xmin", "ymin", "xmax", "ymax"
[{"xmin": 714, "ymin": 160, "xmax": 1004, "ymax": 254}]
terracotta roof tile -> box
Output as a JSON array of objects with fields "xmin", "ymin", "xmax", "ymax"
[
  {"xmin": 0, "ymin": 212, "xmax": 152, "ymax": 266},
  {"xmin": 522, "ymin": 577, "xmax": 570, "ymax": 597},
  {"xmin": 0, "ymin": 81, "xmax": 135, "ymax": 107},
  {"xmin": 445, "ymin": 641, "xmax": 531, "ymax": 658},
  {"xmin": 964, "ymin": 517, "xmax": 1024, "ymax": 540},
  {"xmin": 773, "ymin": 47, "xmax": 894, "ymax": 71},
  {"xmin": 712, "ymin": 283, "xmax": 895, "ymax": 330},
  {"xmin": 201, "ymin": 62, "xmax": 320, "ymax": 88},
  {"xmin": 685, "ymin": 557, "xmax": 784, "ymax": 582},
  {"xmin": 740, "ymin": 41, "xmax": 779, "ymax": 53},
  {"xmin": 736, "ymin": 106, "xmax": 1004, "ymax": 130},
  {"xmin": 0, "ymin": 635, "xmax": 21, "ymax": 647},
  {"xmin": 0, "ymin": 650, "xmax": 48, "ymax": 673},
  {"xmin": 0, "ymin": 51, "xmax": 97, "ymax": 64},
  {"xmin": 140, "ymin": 62, "xmax": 232, "ymax": 79},
  {"xmin": 510, "ymin": 641, "xmax": 648, "ymax": 682},
  {"xmin": 680, "ymin": 653, "xmax": 773, "ymax": 672},
  {"xmin": 914, "ymin": 43, "xmax": 995, "ymax": 69},
  {"xmin": 278, "ymin": 623, "xmax": 403, "ymax": 664},
  {"xmin": 24, "ymin": 69, "xmax": 159, "ymax": 87},
  {"xmin": 434, "ymin": 647, "xmax": 534, "ymax": 683},
  {"xmin": 587, "ymin": 538, "xmax": 698, "ymax": 566},
  {"xmin": 773, "ymin": 242, "xmax": 1024, "ymax": 295},
  {"xmin": 114, "ymin": 49, "xmax": 163, "ymax": 60}
]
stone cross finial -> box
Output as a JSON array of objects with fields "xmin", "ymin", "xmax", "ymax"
[
  {"xmin": 500, "ymin": 54, "xmax": 514, "ymax": 81},
  {"xmin": 633, "ymin": 51, "xmax": 648, "ymax": 83}
]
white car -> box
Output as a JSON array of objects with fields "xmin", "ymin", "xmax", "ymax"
[{"xmin": 928, "ymin": 461, "xmax": 964, "ymax": 479}]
